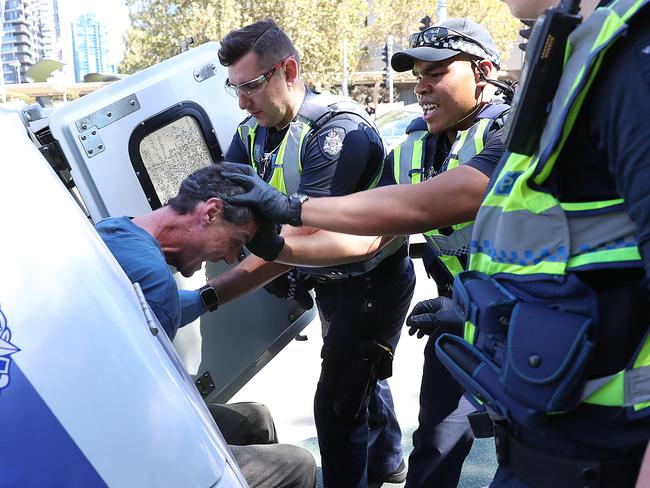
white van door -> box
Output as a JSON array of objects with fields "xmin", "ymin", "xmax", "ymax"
[{"xmin": 45, "ymin": 41, "xmax": 316, "ymax": 404}]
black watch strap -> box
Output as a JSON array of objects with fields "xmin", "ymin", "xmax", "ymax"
[
  {"xmin": 288, "ymin": 193, "xmax": 308, "ymax": 227},
  {"xmin": 199, "ymin": 284, "xmax": 220, "ymax": 312}
]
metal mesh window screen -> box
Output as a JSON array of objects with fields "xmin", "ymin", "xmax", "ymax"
[{"xmin": 138, "ymin": 115, "xmax": 212, "ymax": 206}]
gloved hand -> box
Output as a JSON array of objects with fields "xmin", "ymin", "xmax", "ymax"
[
  {"xmin": 245, "ymin": 218, "xmax": 285, "ymax": 262},
  {"xmin": 406, "ymin": 296, "xmax": 464, "ymax": 339},
  {"xmin": 264, "ymin": 268, "xmax": 314, "ymax": 310},
  {"xmin": 220, "ymin": 161, "xmax": 294, "ymax": 225}
]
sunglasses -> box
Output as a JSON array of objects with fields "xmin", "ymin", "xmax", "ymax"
[
  {"xmin": 225, "ymin": 56, "xmax": 292, "ymax": 98},
  {"xmin": 408, "ymin": 26, "xmax": 499, "ymax": 66}
]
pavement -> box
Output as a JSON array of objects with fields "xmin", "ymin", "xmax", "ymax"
[{"xmin": 230, "ymin": 259, "xmax": 498, "ymax": 487}]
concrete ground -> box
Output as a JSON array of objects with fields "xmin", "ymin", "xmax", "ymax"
[{"xmin": 230, "ymin": 260, "xmax": 498, "ymax": 487}]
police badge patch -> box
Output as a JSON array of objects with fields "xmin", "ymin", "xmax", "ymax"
[{"xmin": 318, "ymin": 127, "xmax": 346, "ymax": 159}]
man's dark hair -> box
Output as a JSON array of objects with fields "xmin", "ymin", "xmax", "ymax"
[
  {"xmin": 218, "ymin": 18, "xmax": 299, "ymax": 69},
  {"xmin": 167, "ymin": 164, "xmax": 257, "ymax": 225}
]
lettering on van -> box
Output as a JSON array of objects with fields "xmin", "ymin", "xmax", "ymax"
[{"xmin": 0, "ymin": 304, "xmax": 20, "ymax": 396}]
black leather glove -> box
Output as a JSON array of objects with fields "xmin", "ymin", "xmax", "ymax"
[
  {"xmin": 245, "ymin": 219, "xmax": 285, "ymax": 262},
  {"xmin": 406, "ymin": 296, "xmax": 464, "ymax": 339},
  {"xmin": 264, "ymin": 268, "xmax": 314, "ymax": 310},
  {"xmin": 220, "ymin": 161, "xmax": 300, "ymax": 225}
]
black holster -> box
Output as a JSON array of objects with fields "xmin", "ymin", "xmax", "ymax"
[{"xmin": 321, "ymin": 340, "xmax": 394, "ymax": 419}]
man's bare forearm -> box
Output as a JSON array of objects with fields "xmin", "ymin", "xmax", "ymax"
[
  {"xmin": 300, "ymin": 166, "xmax": 488, "ymax": 236},
  {"xmin": 207, "ymin": 255, "xmax": 290, "ymax": 305},
  {"xmin": 277, "ymin": 231, "xmax": 396, "ymax": 267}
]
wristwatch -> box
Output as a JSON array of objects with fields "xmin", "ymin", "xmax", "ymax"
[
  {"xmin": 288, "ymin": 193, "xmax": 309, "ymax": 226},
  {"xmin": 199, "ymin": 284, "xmax": 220, "ymax": 312}
]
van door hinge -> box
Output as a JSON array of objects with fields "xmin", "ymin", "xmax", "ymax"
[
  {"xmin": 195, "ymin": 371, "xmax": 215, "ymax": 398},
  {"xmin": 39, "ymin": 139, "xmax": 75, "ymax": 189}
]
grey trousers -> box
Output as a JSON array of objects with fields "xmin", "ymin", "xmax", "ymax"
[{"xmin": 208, "ymin": 402, "xmax": 317, "ymax": 488}]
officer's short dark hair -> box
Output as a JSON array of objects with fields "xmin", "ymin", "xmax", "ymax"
[
  {"xmin": 218, "ymin": 18, "xmax": 299, "ymax": 69},
  {"xmin": 167, "ymin": 164, "xmax": 257, "ymax": 225}
]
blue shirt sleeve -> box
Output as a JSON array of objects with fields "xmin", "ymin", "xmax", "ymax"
[
  {"xmin": 378, "ymin": 150, "xmax": 398, "ymax": 187},
  {"xmin": 95, "ymin": 217, "xmax": 183, "ymax": 339},
  {"xmin": 179, "ymin": 290, "xmax": 204, "ymax": 326},
  {"xmin": 593, "ymin": 18, "xmax": 650, "ymax": 284}
]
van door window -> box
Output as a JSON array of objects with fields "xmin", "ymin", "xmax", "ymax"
[{"xmin": 128, "ymin": 102, "xmax": 222, "ymax": 209}]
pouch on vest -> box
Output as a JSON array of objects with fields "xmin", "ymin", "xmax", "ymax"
[
  {"xmin": 502, "ymin": 301, "xmax": 594, "ymax": 412},
  {"xmin": 442, "ymin": 271, "xmax": 597, "ymax": 423},
  {"xmin": 436, "ymin": 333, "xmax": 570, "ymax": 428},
  {"xmin": 453, "ymin": 271, "xmax": 517, "ymax": 367}
]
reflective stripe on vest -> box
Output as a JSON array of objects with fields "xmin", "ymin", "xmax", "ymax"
[
  {"xmin": 468, "ymin": 0, "xmax": 650, "ymax": 411},
  {"xmin": 393, "ymin": 115, "xmax": 498, "ymax": 269},
  {"xmin": 238, "ymin": 120, "xmax": 257, "ymax": 171},
  {"xmin": 471, "ymin": 0, "xmax": 644, "ymax": 278}
]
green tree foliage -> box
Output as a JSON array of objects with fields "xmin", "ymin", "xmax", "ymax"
[
  {"xmin": 120, "ymin": 0, "xmax": 520, "ymax": 90},
  {"xmin": 368, "ymin": 0, "xmax": 521, "ymax": 68},
  {"xmin": 120, "ymin": 0, "xmax": 368, "ymax": 91}
]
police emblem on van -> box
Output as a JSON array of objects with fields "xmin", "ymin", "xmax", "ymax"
[{"xmin": 0, "ymin": 304, "xmax": 19, "ymax": 395}]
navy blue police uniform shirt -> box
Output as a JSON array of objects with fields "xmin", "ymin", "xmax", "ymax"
[
  {"xmin": 378, "ymin": 104, "xmax": 507, "ymax": 292},
  {"xmin": 225, "ymin": 92, "xmax": 385, "ymax": 198}
]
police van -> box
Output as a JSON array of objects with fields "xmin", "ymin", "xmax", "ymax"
[{"xmin": 0, "ymin": 42, "xmax": 316, "ymax": 486}]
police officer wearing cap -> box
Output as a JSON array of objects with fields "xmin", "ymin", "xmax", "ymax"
[
  {"xmin": 387, "ymin": 18, "xmax": 512, "ymax": 488},
  {"xmin": 222, "ymin": 17, "xmax": 513, "ymax": 488},
  {"xmin": 210, "ymin": 19, "xmax": 415, "ymax": 488}
]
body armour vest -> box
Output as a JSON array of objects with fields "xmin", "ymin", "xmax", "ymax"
[
  {"xmin": 392, "ymin": 102, "xmax": 509, "ymax": 279},
  {"xmin": 237, "ymin": 92, "xmax": 404, "ymax": 279},
  {"xmin": 457, "ymin": 0, "xmax": 650, "ymax": 418}
]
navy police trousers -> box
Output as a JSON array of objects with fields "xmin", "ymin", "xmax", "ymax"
[
  {"xmin": 406, "ymin": 334, "xmax": 474, "ymax": 488},
  {"xmin": 314, "ymin": 254, "xmax": 415, "ymax": 488}
]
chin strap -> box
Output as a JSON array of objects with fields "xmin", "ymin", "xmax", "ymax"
[{"xmin": 442, "ymin": 100, "xmax": 485, "ymax": 134}]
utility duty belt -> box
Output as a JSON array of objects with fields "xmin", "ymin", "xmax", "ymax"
[
  {"xmin": 436, "ymin": 271, "xmax": 596, "ymax": 427},
  {"xmin": 494, "ymin": 423, "xmax": 642, "ymax": 488}
]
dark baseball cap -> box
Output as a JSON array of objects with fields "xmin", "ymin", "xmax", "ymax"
[{"xmin": 391, "ymin": 18, "xmax": 501, "ymax": 72}]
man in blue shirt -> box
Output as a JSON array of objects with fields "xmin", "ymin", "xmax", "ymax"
[{"xmin": 96, "ymin": 164, "xmax": 317, "ymax": 488}]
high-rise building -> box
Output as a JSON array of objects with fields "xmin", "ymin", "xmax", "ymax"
[
  {"xmin": 2, "ymin": 0, "xmax": 37, "ymax": 83},
  {"xmin": 34, "ymin": 0, "xmax": 61, "ymax": 60},
  {"xmin": 71, "ymin": 13, "xmax": 114, "ymax": 83},
  {"xmin": 1, "ymin": 0, "xmax": 61, "ymax": 84}
]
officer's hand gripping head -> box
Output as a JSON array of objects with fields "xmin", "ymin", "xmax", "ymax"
[
  {"xmin": 406, "ymin": 296, "xmax": 464, "ymax": 339},
  {"xmin": 220, "ymin": 161, "xmax": 306, "ymax": 226}
]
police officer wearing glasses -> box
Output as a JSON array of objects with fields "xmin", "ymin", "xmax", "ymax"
[
  {"xmin": 221, "ymin": 17, "xmax": 513, "ymax": 487},
  {"xmin": 208, "ymin": 19, "xmax": 416, "ymax": 488}
]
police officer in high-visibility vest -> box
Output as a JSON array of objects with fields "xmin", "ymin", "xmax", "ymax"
[
  {"xmin": 432, "ymin": 0, "xmax": 650, "ymax": 486},
  {"xmin": 207, "ymin": 19, "xmax": 415, "ymax": 487},
  {"xmin": 221, "ymin": 17, "xmax": 514, "ymax": 487},
  {"xmin": 386, "ymin": 19, "xmax": 510, "ymax": 488}
]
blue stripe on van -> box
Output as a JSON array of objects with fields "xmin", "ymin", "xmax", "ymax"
[{"xmin": 0, "ymin": 364, "xmax": 107, "ymax": 487}]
